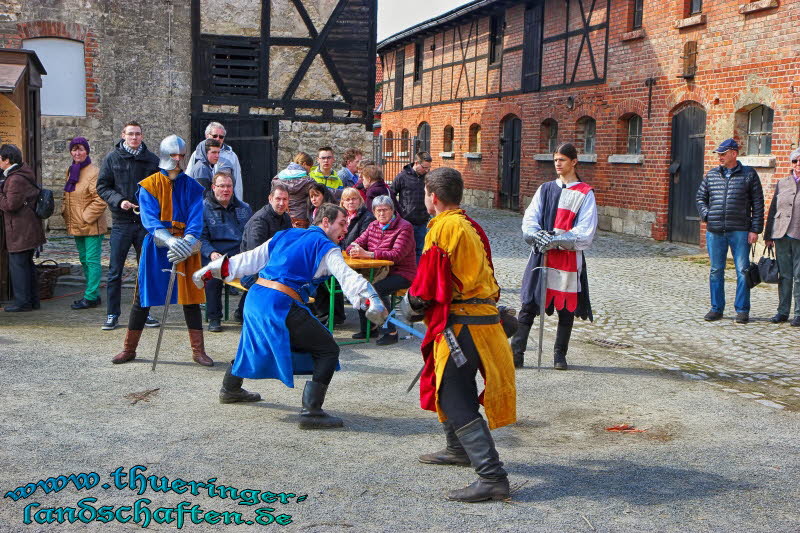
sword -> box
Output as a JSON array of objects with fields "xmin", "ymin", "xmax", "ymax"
[
  {"xmin": 151, "ymin": 263, "xmax": 185, "ymax": 372},
  {"xmin": 534, "ymin": 251, "xmax": 549, "ymax": 372}
]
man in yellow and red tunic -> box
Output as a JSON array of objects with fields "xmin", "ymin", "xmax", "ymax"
[
  {"xmin": 402, "ymin": 167, "xmax": 516, "ymax": 502},
  {"xmin": 111, "ymin": 135, "xmax": 213, "ymax": 367}
]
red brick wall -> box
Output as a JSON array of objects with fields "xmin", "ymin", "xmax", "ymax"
[
  {"xmin": 378, "ymin": 0, "xmax": 798, "ymax": 242},
  {"xmin": 2, "ymin": 20, "xmax": 101, "ymax": 117}
]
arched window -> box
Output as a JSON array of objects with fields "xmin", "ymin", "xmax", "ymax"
[
  {"xmin": 468, "ymin": 124, "xmax": 481, "ymax": 152},
  {"xmin": 626, "ymin": 114, "xmax": 642, "ymax": 154},
  {"xmin": 541, "ymin": 119, "xmax": 558, "ymax": 153},
  {"xmin": 384, "ymin": 130, "xmax": 394, "ymax": 154},
  {"xmin": 747, "ymin": 105, "xmax": 774, "ymax": 155},
  {"xmin": 22, "ymin": 37, "xmax": 86, "ymax": 116},
  {"xmin": 400, "ymin": 129, "xmax": 410, "ymax": 155},
  {"xmin": 417, "ymin": 122, "xmax": 430, "ymax": 153},
  {"xmin": 443, "ymin": 125, "xmax": 454, "ymax": 152},
  {"xmin": 577, "ymin": 117, "xmax": 596, "ymax": 154}
]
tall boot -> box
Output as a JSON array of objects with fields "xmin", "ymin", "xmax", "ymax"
[
  {"xmin": 419, "ymin": 422, "xmax": 470, "ymax": 466},
  {"xmin": 112, "ymin": 329, "xmax": 143, "ymax": 364},
  {"xmin": 298, "ymin": 380, "xmax": 343, "ymax": 429},
  {"xmin": 188, "ymin": 329, "xmax": 214, "ymax": 367},
  {"xmin": 220, "ymin": 362, "xmax": 261, "ymax": 403},
  {"xmin": 553, "ymin": 318, "xmax": 572, "ymax": 370},
  {"xmin": 509, "ymin": 323, "xmax": 532, "ymax": 368},
  {"xmin": 446, "ymin": 418, "xmax": 510, "ymax": 502}
]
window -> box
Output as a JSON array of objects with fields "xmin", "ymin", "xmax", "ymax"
[
  {"xmin": 468, "ymin": 124, "xmax": 481, "ymax": 152},
  {"xmin": 413, "ymin": 41, "xmax": 423, "ymax": 83},
  {"xmin": 416, "ymin": 122, "xmax": 430, "ymax": 153},
  {"xmin": 443, "ymin": 126, "xmax": 454, "ymax": 152},
  {"xmin": 627, "ymin": 115, "xmax": 642, "ymax": 154},
  {"xmin": 521, "ymin": 3, "xmax": 544, "ymax": 93},
  {"xmin": 632, "ymin": 0, "xmax": 644, "ymax": 29},
  {"xmin": 542, "ymin": 119, "xmax": 558, "ymax": 153},
  {"xmin": 401, "ymin": 128, "xmax": 410, "ymax": 154},
  {"xmin": 22, "ymin": 38, "xmax": 86, "ymax": 116},
  {"xmin": 747, "ymin": 105, "xmax": 774, "ymax": 155},
  {"xmin": 384, "ymin": 130, "xmax": 394, "ymax": 154},
  {"xmin": 577, "ymin": 117, "xmax": 596, "ymax": 154},
  {"xmin": 689, "ymin": 0, "xmax": 702, "ymax": 15},
  {"xmin": 489, "ymin": 13, "xmax": 504, "ymax": 64}
]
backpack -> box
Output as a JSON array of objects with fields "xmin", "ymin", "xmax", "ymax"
[{"xmin": 20, "ymin": 173, "xmax": 55, "ymax": 219}]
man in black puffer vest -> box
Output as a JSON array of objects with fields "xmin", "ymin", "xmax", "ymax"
[{"xmin": 696, "ymin": 138, "xmax": 764, "ymax": 324}]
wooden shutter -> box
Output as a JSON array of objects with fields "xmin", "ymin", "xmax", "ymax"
[
  {"xmin": 522, "ymin": 2, "xmax": 544, "ymax": 93},
  {"xmin": 681, "ymin": 41, "xmax": 697, "ymax": 79},
  {"xmin": 394, "ymin": 49, "xmax": 405, "ymax": 111}
]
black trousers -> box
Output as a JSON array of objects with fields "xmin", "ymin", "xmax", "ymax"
[
  {"xmin": 285, "ymin": 301, "xmax": 340, "ymax": 385},
  {"xmin": 8, "ymin": 249, "xmax": 39, "ymax": 308},
  {"xmin": 127, "ymin": 288, "xmax": 203, "ymax": 331},
  {"xmin": 519, "ymin": 308, "xmax": 575, "ymax": 351},
  {"xmin": 437, "ymin": 325, "xmax": 484, "ymax": 430},
  {"xmin": 357, "ymin": 274, "xmax": 411, "ymax": 333},
  {"xmin": 205, "ymin": 278, "xmax": 246, "ymax": 320},
  {"xmin": 314, "ymin": 282, "xmax": 346, "ymax": 321}
]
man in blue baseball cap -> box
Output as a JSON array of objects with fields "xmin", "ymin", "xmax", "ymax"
[{"xmin": 696, "ymin": 138, "xmax": 765, "ymax": 324}]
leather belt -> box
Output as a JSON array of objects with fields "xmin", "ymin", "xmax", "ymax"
[
  {"xmin": 451, "ymin": 297, "xmax": 497, "ymax": 305},
  {"xmin": 447, "ymin": 314, "xmax": 500, "ymax": 326},
  {"xmin": 256, "ymin": 278, "xmax": 301, "ymax": 302}
]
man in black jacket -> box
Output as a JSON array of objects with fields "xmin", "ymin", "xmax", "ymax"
[
  {"xmin": 391, "ymin": 151, "xmax": 432, "ymax": 262},
  {"xmin": 96, "ymin": 121, "xmax": 161, "ymax": 330},
  {"xmin": 696, "ymin": 138, "xmax": 764, "ymax": 324},
  {"xmin": 237, "ymin": 182, "xmax": 292, "ymax": 318}
]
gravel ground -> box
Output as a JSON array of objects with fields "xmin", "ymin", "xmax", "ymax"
[{"xmin": 1, "ymin": 208, "xmax": 799, "ymax": 532}]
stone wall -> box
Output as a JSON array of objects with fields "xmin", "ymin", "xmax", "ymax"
[
  {"xmin": 462, "ymin": 188, "xmax": 494, "ymax": 209},
  {"xmin": 277, "ymin": 120, "xmax": 372, "ymax": 169},
  {"xmin": 597, "ymin": 206, "xmax": 657, "ymax": 238}
]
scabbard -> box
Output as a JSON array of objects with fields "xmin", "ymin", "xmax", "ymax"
[{"xmin": 442, "ymin": 327, "xmax": 468, "ymax": 367}]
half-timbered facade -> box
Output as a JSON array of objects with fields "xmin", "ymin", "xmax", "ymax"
[
  {"xmin": 1, "ymin": 0, "xmax": 377, "ymax": 220},
  {"xmin": 378, "ymin": 0, "xmax": 800, "ymax": 243}
]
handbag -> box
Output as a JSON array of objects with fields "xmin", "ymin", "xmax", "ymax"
[
  {"xmin": 758, "ymin": 244, "xmax": 780, "ymax": 284},
  {"xmin": 743, "ymin": 245, "xmax": 761, "ymax": 289}
]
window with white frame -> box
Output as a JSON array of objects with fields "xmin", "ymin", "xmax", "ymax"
[
  {"xmin": 22, "ymin": 37, "xmax": 86, "ymax": 116},
  {"xmin": 747, "ymin": 105, "xmax": 773, "ymax": 156}
]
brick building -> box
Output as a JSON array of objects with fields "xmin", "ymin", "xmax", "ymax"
[
  {"xmin": 377, "ymin": 0, "xmax": 798, "ymax": 244},
  {"xmin": 0, "ymin": 0, "xmax": 377, "ymax": 223}
]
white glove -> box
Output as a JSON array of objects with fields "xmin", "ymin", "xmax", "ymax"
[
  {"xmin": 356, "ymin": 286, "xmax": 388, "ymax": 325},
  {"xmin": 192, "ymin": 255, "xmax": 227, "ymax": 289}
]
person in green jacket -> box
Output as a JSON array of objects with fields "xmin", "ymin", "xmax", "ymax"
[{"xmin": 310, "ymin": 146, "xmax": 343, "ymax": 193}]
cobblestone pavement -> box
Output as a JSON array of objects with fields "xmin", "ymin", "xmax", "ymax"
[
  {"xmin": 34, "ymin": 210, "xmax": 800, "ymax": 410},
  {"xmin": 470, "ymin": 206, "xmax": 800, "ymax": 411}
]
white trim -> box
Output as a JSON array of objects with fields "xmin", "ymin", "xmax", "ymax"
[
  {"xmin": 738, "ymin": 156, "xmax": 776, "ymax": 168},
  {"xmin": 608, "ymin": 154, "xmax": 644, "ymax": 164}
]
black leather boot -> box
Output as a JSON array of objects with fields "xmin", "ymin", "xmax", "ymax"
[
  {"xmin": 509, "ymin": 323, "xmax": 531, "ymax": 368},
  {"xmin": 419, "ymin": 422, "xmax": 470, "ymax": 466},
  {"xmin": 299, "ymin": 381, "xmax": 343, "ymax": 429},
  {"xmin": 446, "ymin": 418, "xmax": 510, "ymax": 502},
  {"xmin": 219, "ymin": 362, "xmax": 262, "ymax": 404},
  {"xmin": 553, "ymin": 315, "xmax": 573, "ymax": 370}
]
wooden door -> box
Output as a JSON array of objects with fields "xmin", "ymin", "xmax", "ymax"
[
  {"xmin": 669, "ymin": 105, "xmax": 706, "ymax": 244},
  {"xmin": 500, "ymin": 117, "xmax": 522, "ymax": 210}
]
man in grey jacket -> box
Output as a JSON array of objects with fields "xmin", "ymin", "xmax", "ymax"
[{"xmin": 696, "ymin": 138, "xmax": 764, "ymax": 324}]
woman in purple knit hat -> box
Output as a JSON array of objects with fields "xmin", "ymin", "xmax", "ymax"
[{"xmin": 61, "ymin": 137, "xmax": 108, "ymax": 309}]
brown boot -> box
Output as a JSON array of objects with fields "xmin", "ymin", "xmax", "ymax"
[
  {"xmin": 112, "ymin": 329, "xmax": 143, "ymax": 364},
  {"xmin": 188, "ymin": 329, "xmax": 214, "ymax": 367}
]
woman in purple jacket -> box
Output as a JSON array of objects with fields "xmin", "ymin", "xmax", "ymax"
[{"xmin": 347, "ymin": 195, "xmax": 416, "ymax": 345}]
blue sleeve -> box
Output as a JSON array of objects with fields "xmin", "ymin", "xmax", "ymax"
[
  {"xmin": 200, "ymin": 209, "xmax": 215, "ymax": 261},
  {"xmin": 185, "ymin": 189, "xmax": 204, "ymax": 238},
  {"xmin": 137, "ymin": 187, "xmax": 168, "ymax": 235}
]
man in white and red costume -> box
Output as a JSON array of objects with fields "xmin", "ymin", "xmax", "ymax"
[{"xmin": 511, "ymin": 142, "xmax": 597, "ymax": 370}]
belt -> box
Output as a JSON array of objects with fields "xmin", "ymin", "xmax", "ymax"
[
  {"xmin": 447, "ymin": 314, "xmax": 500, "ymax": 326},
  {"xmin": 256, "ymin": 278, "xmax": 301, "ymax": 302},
  {"xmin": 451, "ymin": 297, "xmax": 497, "ymax": 305}
]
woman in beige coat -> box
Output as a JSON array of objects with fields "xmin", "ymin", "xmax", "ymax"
[{"xmin": 61, "ymin": 137, "xmax": 107, "ymax": 309}]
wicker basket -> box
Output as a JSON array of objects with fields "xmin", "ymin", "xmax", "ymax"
[{"xmin": 36, "ymin": 259, "xmax": 69, "ymax": 300}]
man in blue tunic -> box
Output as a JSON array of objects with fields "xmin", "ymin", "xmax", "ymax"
[
  {"xmin": 112, "ymin": 135, "xmax": 214, "ymax": 367},
  {"xmin": 193, "ymin": 203, "xmax": 388, "ymax": 429}
]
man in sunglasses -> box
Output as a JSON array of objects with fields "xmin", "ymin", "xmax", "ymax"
[
  {"xmin": 186, "ymin": 122, "xmax": 243, "ymax": 201},
  {"xmin": 696, "ymin": 138, "xmax": 764, "ymax": 324}
]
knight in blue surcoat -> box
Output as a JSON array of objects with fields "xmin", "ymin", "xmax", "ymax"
[{"xmin": 193, "ymin": 203, "xmax": 388, "ymax": 429}]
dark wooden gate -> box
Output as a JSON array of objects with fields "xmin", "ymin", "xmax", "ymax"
[
  {"xmin": 499, "ymin": 116, "xmax": 522, "ymax": 210},
  {"xmin": 415, "ymin": 122, "xmax": 430, "ymax": 154},
  {"xmin": 669, "ymin": 105, "xmax": 706, "ymax": 244},
  {"xmin": 192, "ymin": 116, "xmax": 277, "ymax": 213}
]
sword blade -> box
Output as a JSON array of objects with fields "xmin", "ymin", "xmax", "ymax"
[
  {"xmin": 152, "ymin": 263, "xmax": 179, "ymax": 372},
  {"xmin": 537, "ymin": 251, "xmax": 548, "ymax": 372}
]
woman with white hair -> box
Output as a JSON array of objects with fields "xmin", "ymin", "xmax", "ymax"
[
  {"xmin": 347, "ymin": 195, "xmax": 416, "ymax": 344},
  {"xmin": 765, "ymin": 147, "xmax": 800, "ymax": 326}
]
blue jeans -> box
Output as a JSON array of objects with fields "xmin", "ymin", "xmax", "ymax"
[
  {"xmin": 413, "ymin": 224, "xmax": 427, "ymax": 263},
  {"xmin": 706, "ymin": 230, "xmax": 751, "ymax": 314},
  {"xmin": 107, "ymin": 220, "xmax": 147, "ymax": 316}
]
